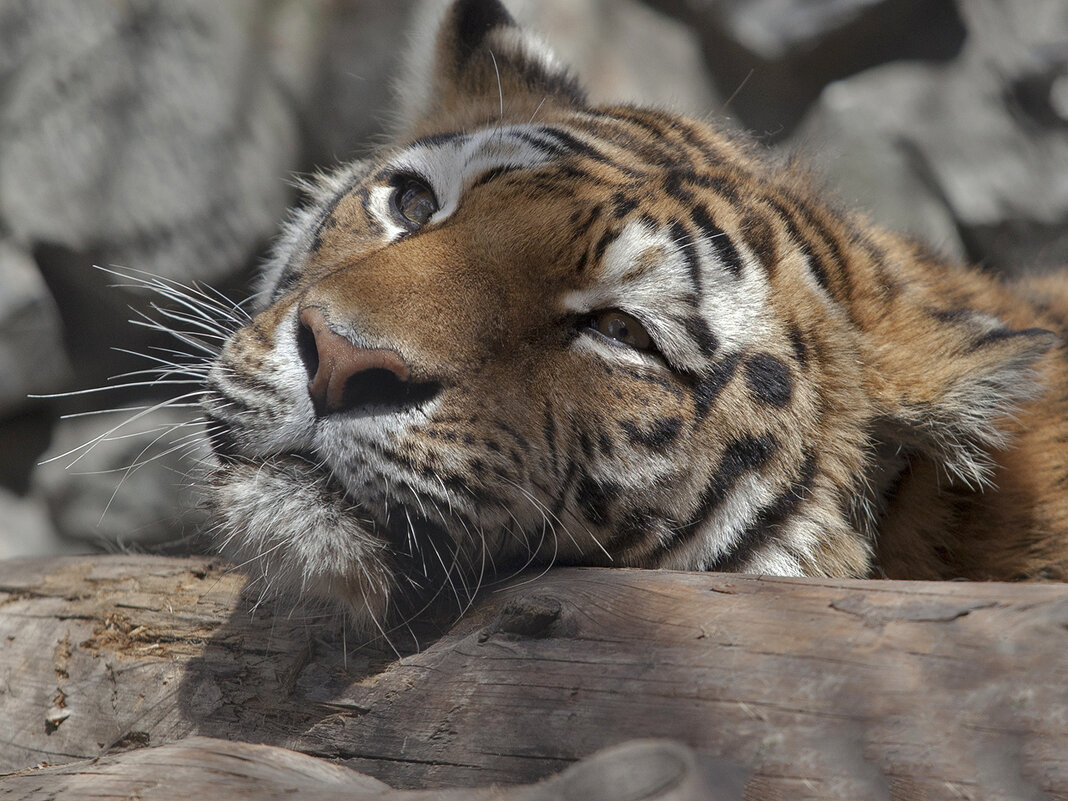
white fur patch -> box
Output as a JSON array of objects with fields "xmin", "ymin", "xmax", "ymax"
[
  {"xmin": 211, "ymin": 458, "xmax": 395, "ymax": 634},
  {"xmin": 659, "ymin": 473, "xmax": 775, "ymax": 571},
  {"xmin": 388, "ymin": 126, "xmax": 558, "ymax": 226},
  {"xmin": 562, "ymin": 218, "xmax": 771, "ymax": 372},
  {"xmin": 745, "ymin": 546, "xmax": 803, "ymax": 576}
]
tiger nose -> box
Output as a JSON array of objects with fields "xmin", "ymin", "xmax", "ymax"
[{"xmin": 296, "ymin": 306, "xmax": 416, "ymax": 417}]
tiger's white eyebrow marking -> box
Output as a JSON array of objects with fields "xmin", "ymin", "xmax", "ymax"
[{"xmin": 378, "ymin": 125, "xmax": 564, "ymax": 232}]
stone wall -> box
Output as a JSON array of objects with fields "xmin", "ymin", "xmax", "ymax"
[{"xmin": 0, "ymin": 0, "xmax": 1065, "ymax": 557}]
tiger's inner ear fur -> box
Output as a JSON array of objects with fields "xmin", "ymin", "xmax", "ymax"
[
  {"xmin": 397, "ymin": 0, "xmax": 586, "ymax": 136},
  {"xmin": 864, "ymin": 306, "xmax": 1058, "ymax": 489}
]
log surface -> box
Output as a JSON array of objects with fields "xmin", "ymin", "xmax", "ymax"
[
  {"xmin": 0, "ymin": 736, "xmax": 742, "ymax": 801},
  {"xmin": 0, "ymin": 556, "xmax": 1065, "ymax": 801}
]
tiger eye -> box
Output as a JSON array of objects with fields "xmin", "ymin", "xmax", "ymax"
[
  {"xmin": 393, "ymin": 178, "xmax": 438, "ymax": 229},
  {"xmin": 591, "ymin": 310, "xmax": 653, "ymax": 351}
]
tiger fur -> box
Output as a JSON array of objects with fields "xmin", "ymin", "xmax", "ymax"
[{"xmin": 204, "ymin": 0, "xmax": 1068, "ymax": 633}]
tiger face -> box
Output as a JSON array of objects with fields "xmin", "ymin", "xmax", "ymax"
[{"xmin": 204, "ymin": 0, "xmax": 1067, "ymax": 632}]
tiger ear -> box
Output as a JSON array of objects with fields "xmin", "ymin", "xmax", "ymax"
[
  {"xmin": 396, "ymin": 0, "xmax": 586, "ymax": 135},
  {"xmin": 866, "ymin": 308, "xmax": 1059, "ymax": 488}
]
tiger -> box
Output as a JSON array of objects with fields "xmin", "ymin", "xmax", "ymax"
[{"xmin": 203, "ymin": 0, "xmax": 1068, "ymax": 634}]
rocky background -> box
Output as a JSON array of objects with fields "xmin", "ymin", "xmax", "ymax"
[{"xmin": 0, "ymin": 0, "xmax": 1065, "ymax": 559}]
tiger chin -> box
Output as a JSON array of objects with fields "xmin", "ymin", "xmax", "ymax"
[{"xmin": 204, "ymin": 0, "xmax": 1068, "ymax": 635}]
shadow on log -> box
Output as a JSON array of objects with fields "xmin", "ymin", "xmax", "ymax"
[{"xmin": 0, "ymin": 556, "xmax": 1066, "ymax": 800}]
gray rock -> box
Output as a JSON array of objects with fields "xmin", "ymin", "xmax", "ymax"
[
  {"xmin": 0, "ymin": 239, "xmax": 71, "ymax": 414},
  {"xmin": 645, "ymin": 0, "xmax": 966, "ymax": 136},
  {"xmin": 790, "ymin": 0, "xmax": 1068, "ymax": 274},
  {"xmin": 788, "ymin": 65, "xmax": 970, "ymax": 263},
  {"xmin": 0, "ymin": 487, "xmax": 82, "ymax": 560},
  {"xmin": 304, "ymin": 0, "xmax": 420, "ymax": 164},
  {"xmin": 0, "ymin": 0, "xmax": 313, "ymax": 287},
  {"xmin": 32, "ymin": 408, "xmax": 210, "ymax": 551}
]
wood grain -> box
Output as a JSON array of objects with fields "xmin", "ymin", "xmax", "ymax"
[
  {"xmin": 1, "ymin": 556, "xmax": 1065, "ymax": 800},
  {"xmin": 0, "ymin": 736, "xmax": 742, "ymax": 800}
]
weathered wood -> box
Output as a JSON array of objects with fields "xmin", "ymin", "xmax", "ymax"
[
  {"xmin": 1, "ymin": 556, "xmax": 1066, "ymax": 801},
  {"xmin": 0, "ymin": 736, "xmax": 741, "ymax": 800}
]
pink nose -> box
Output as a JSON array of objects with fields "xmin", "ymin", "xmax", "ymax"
[{"xmin": 297, "ymin": 306, "xmax": 412, "ymax": 416}]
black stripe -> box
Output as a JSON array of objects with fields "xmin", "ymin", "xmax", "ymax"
[
  {"xmin": 543, "ymin": 406, "xmax": 558, "ymax": 473},
  {"xmin": 533, "ymin": 128, "xmax": 608, "ymax": 164},
  {"xmin": 968, "ymin": 326, "xmax": 1054, "ymax": 352},
  {"xmin": 787, "ymin": 324, "xmax": 809, "ymax": 368},
  {"xmin": 783, "ymin": 190, "xmax": 855, "ymax": 307},
  {"xmin": 409, "ymin": 131, "xmax": 466, "ymax": 150},
  {"xmin": 470, "ymin": 164, "xmax": 520, "ymax": 190},
  {"xmin": 551, "ymin": 456, "xmax": 580, "ymax": 518},
  {"xmin": 578, "ymin": 428, "xmax": 594, "ymax": 459},
  {"xmin": 591, "ymin": 228, "xmax": 618, "ymax": 269},
  {"xmin": 672, "ymin": 118, "xmax": 729, "ymax": 165},
  {"xmin": 693, "ymin": 352, "xmax": 742, "ymax": 419},
  {"xmin": 743, "ymin": 353, "xmax": 793, "ymax": 407},
  {"xmin": 273, "ymin": 266, "xmax": 302, "ymax": 297},
  {"xmin": 653, "ymin": 433, "xmax": 780, "ymax": 558},
  {"xmin": 670, "ymin": 220, "xmax": 701, "ymax": 294},
  {"xmin": 709, "ymin": 448, "xmax": 819, "ymax": 571},
  {"xmin": 691, "ymin": 204, "xmax": 743, "ymax": 277},
  {"xmin": 664, "ymin": 168, "xmax": 696, "ymax": 203},
  {"xmin": 739, "ymin": 208, "xmax": 778, "ymax": 274},
  {"xmin": 620, "ymin": 417, "xmax": 682, "ymax": 449},
  {"xmin": 576, "ymin": 474, "xmax": 622, "ymax": 525},
  {"xmin": 310, "ymin": 185, "xmax": 350, "ymax": 254},
  {"xmin": 683, "ymin": 316, "xmax": 719, "ymax": 359},
  {"xmin": 539, "ymin": 127, "xmax": 644, "ymax": 177},
  {"xmin": 496, "ymin": 421, "xmax": 530, "ymax": 451},
  {"xmin": 609, "ymin": 507, "xmax": 658, "ymax": 554},
  {"xmin": 612, "ymin": 192, "xmax": 639, "ymax": 218},
  {"xmin": 620, "ymin": 367, "xmax": 685, "ymax": 399},
  {"xmin": 763, "ymin": 196, "xmax": 831, "ymax": 294},
  {"xmin": 700, "ymin": 173, "xmax": 739, "ymax": 204},
  {"xmin": 928, "ymin": 306, "xmax": 974, "ymax": 324}
]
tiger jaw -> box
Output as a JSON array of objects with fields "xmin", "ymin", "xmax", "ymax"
[{"xmin": 205, "ymin": 453, "xmax": 396, "ymax": 631}]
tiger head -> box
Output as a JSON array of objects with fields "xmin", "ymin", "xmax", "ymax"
[{"xmin": 204, "ymin": 0, "xmax": 1056, "ymax": 632}]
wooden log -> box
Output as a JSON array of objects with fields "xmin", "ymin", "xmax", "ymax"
[
  {"xmin": 0, "ymin": 736, "xmax": 742, "ymax": 800},
  {"xmin": 0, "ymin": 555, "xmax": 1065, "ymax": 801}
]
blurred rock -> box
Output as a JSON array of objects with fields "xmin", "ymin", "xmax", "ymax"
[
  {"xmin": 791, "ymin": 0, "xmax": 1068, "ymax": 274},
  {"xmin": 0, "ymin": 0, "xmax": 314, "ymax": 287},
  {"xmin": 303, "ymin": 0, "xmax": 419, "ymax": 164},
  {"xmin": 0, "ymin": 239, "xmax": 71, "ymax": 414},
  {"xmin": 0, "ymin": 406, "xmax": 55, "ymax": 495},
  {"xmin": 788, "ymin": 65, "xmax": 970, "ymax": 263},
  {"xmin": 645, "ymin": 0, "xmax": 965, "ymax": 136},
  {"xmin": 32, "ymin": 408, "xmax": 210, "ymax": 551},
  {"xmin": 0, "ymin": 487, "xmax": 81, "ymax": 560}
]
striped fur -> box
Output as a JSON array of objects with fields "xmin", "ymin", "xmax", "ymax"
[{"xmin": 204, "ymin": 0, "xmax": 1068, "ymax": 632}]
